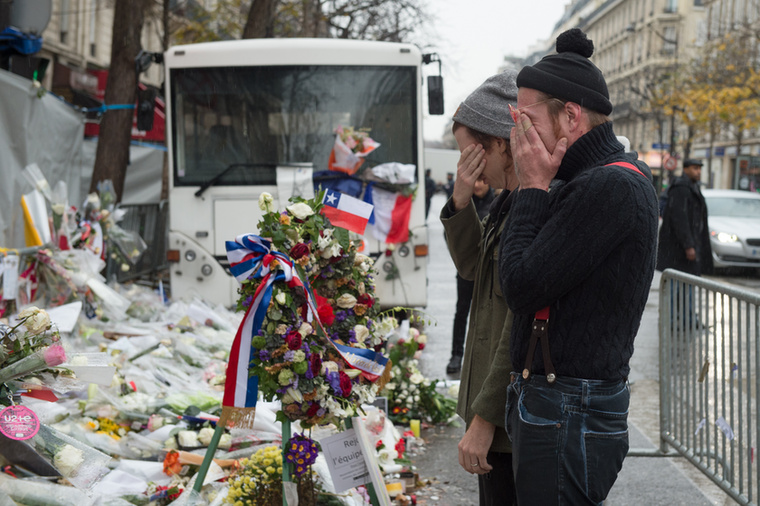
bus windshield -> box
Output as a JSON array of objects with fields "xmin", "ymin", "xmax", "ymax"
[{"xmin": 170, "ymin": 65, "xmax": 417, "ymax": 187}]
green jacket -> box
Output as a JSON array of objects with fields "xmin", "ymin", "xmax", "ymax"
[{"xmin": 440, "ymin": 192, "xmax": 513, "ymax": 453}]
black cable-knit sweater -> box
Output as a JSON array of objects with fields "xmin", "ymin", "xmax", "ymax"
[{"xmin": 499, "ymin": 122, "xmax": 658, "ymax": 381}]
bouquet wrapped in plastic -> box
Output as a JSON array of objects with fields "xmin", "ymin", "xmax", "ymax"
[
  {"xmin": 30, "ymin": 424, "xmax": 112, "ymax": 490},
  {"xmin": 328, "ymin": 125, "xmax": 380, "ymax": 175}
]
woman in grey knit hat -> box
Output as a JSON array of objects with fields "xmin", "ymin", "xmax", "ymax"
[{"xmin": 440, "ymin": 69, "xmax": 519, "ymax": 506}]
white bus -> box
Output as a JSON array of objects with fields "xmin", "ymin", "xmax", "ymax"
[{"xmin": 163, "ymin": 38, "xmax": 442, "ymax": 308}]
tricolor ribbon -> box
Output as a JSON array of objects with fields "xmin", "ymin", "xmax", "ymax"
[{"xmin": 224, "ymin": 233, "xmax": 388, "ymax": 408}]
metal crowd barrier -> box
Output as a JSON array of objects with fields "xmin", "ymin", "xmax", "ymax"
[{"xmin": 658, "ymin": 268, "xmax": 760, "ymax": 505}]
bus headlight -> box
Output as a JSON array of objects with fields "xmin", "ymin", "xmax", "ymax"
[
  {"xmin": 397, "ymin": 245, "xmax": 410, "ymax": 257},
  {"xmin": 185, "ymin": 250, "xmax": 197, "ymax": 262},
  {"xmin": 201, "ymin": 264, "xmax": 213, "ymax": 276}
]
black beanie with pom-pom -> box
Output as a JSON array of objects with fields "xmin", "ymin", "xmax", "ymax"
[{"xmin": 517, "ymin": 28, "xmax": 612, "ymax": 115}]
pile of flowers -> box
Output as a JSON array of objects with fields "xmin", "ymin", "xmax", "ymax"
[
  {"xmin": 383, "ymin": 327, "xmax": 457, "ymax": 425},
  {"xmin": 0, "ymin": 306, "xmax": 67, "ymax": 405},
  {"xmin": 233, "ymin": 191, "xmax": 396, "ymax": 427}
]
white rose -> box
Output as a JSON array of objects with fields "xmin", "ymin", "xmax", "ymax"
[
  {"xmin": 275, "ymin": 291, "xmax": 287, "ymax": 305},
  {"xmin": 321, "ymin": 361, "xmax": 339, "ymax": 374},
  {"xmin": 177, "ymin": 430, "xmax": 200, "ymax": 448},
  {"xmin": 336, "ymin": 294, "xmax": 357, "ymax": 309},
  {"xmin": 18, "ymin": 306, "xmax": 40, "ymax": 319},
  {"xmin": 298, "ymin": 323, "xmax": 313, "ymax": 337},
  {"xmin": 164, "ymin": 437, "xmax": 178, "ymax": 450},
  {"xmin": 54, "ymin": 444, "xmax": 84, "ymax": 477},
  {"xmin": 25, "ymin": 310, "xmax": 51, "ymax": 335},
  {"xmin": 354, "ymin": 325, "xmax": 369, "ymax": 343},
  {"xmin": 198, "ymin": 427, "xmax": 215, "ymax": 446},
  {"xmin": 417, "ymin": 334, "xmax": 427, "ymax": 345},
  {"xmin": 287, "ymin": 202, "xmax": 314, "ymax": 220},
  {"xmin": 258, "ymin": 192, "xmax": 274, "ymax": 212},
  {"xmin": 409, "ymin": 372, "xmax": 424, "ymax": 385},
  {"xmin": 218, "ymin": 434, "xmax": 232, "ymax": 450}
]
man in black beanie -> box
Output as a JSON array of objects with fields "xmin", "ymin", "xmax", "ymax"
[{"xmin": 499, "ymin": 28, "xmax": 659, "ymax": 504}]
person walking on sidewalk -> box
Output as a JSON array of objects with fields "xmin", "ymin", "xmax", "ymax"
[
  {"xmin": 441, "ymin": 70, "xmax": 520, "ymax": 505},
  {"xmin": 446, "ymin": 179, "xmax": 495, "ymax": 374},
  {"xmin": 657, "ymin": 158, "xmax": 713, "ymax": 276},
  {"xmin": 500, "ymin": 28, "xmax": 658, "ymax": 505},
  {"xmin": 656, "ymin": 158, "xmax": 713, "ymax": 329}
]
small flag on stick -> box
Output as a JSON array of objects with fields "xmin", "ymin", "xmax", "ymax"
[{"xmin": 321, "ymin": 190, "xmax": 373, "ymax": 235}]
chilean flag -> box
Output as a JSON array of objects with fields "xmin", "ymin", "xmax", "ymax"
[
  {"xmin": 321, "ymin": 190, "xmax": 373, "ymax": 235},
  {"xmin": 364, "ymin": 183, "xmax": 413, "ymax": 244}
]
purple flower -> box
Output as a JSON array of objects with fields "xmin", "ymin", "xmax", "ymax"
[
  {"xmin": 243, "ymin": 295, "xmax": 254, "ymax": 308},
  {"xmin": 326, "ymin": 371, "xmax": 341, "ymax": 394},
  {"xmin": 284, "ymin": 350, "xmax": 295, "ymax": 362},
  {"xmin": 259, "ymin": 350, "xmax": 270, "ymax": 361}
]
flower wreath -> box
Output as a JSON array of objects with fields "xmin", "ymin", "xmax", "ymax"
[{"xmin": 228, "ymin": 191, "xmax": 395, "ymax": 427}]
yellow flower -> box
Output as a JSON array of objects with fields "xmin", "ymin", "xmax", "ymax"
[
  {"xmin": 266, "ymin": 466, "xmax": 276, "ymax": 475},
  {"xmin": 279, "ymin": 214, "xmax": 291, "ymax": 225}
]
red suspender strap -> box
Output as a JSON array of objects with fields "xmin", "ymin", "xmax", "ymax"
[{"xmin": 606, "ymin": 161, "xmax": 646, "ymax": 178}]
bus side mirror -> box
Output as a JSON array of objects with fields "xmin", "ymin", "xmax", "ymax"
[{"xmin": 428, "ymin": 75, "xmax": 444, "ymax": 115}]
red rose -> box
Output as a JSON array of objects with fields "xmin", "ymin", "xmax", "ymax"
[
  {"xmin": 338, "ymin": 371, "xmax": 352, "ymax": 397},
  {"xmin": 417, "ymin": 342, "xmax": 425, "ymax": 351},
  {"xmin": 315, "ymin": 295, "xmax": 335, "ymax": 326},
  {"xmin": 395, "ymin": 438, "xmax": 406, "ymax": 457},
  {"xmin": 290, "ymin": 242, "xmax": 310, "ymax": 260},
  {"xmin": 309, "ymin": 353, "xmax": 322, "ymax": 375},
  {"xmin": 285, "ymin": 330, "xmax": 302, "ymax": 350},
  {"xmin": 357, "ymin": 293, "xmax": 374, "ymax": 308},
  {"xmin": 306, "ymin": 402, "xmax": 320, "ymax": 417}
]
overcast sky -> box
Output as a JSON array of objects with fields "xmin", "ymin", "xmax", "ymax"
[{"xmin": 421, "ymin": 0, "xmax": 571, "ymax": 142}]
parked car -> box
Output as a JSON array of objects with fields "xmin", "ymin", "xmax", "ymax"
[{"xmin": 702, "ymin": 189, "xmax": 760, "ymax": 269}]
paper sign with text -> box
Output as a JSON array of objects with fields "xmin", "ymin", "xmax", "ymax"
[{"xmin": 321, "ymin": 428, "xmax": 370, "ymax": 493}]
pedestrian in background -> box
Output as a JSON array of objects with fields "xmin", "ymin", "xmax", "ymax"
[
  {"xmin": 443, "ymin": 172, "xmax": 455, "ymax": 199},
  {"xmin": 446, "ymin": 178, "xmax": 494, "ymax": 374},
  {"xmin": 656, "ymin": 158, "xmax": 712, "ymax": 329},
  {"xmin": 657, "ymin": 158, "xmax": 713, "ymax": 276},
  {"xmin": 425, "ymin": 168, "xmax": 437, "ymax": 219},
  {"xmin": 441, "ymin": 70, "xmax": 520, "ymax": 506},
  {"xmin": 500, "ymin": 28, "xmax": 658, "ymax": 505}
]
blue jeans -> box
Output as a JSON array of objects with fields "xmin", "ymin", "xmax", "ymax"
[{"xmin": 506, "ymin": 374, "xmax": 630, "ymax": 505}]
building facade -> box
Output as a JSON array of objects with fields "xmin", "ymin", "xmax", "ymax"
[{"xmin": 523, "ymin": 0, "xmax": 738, "ymax": 191}]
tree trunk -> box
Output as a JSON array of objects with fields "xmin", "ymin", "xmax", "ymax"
[
  {"xmin": 301, "ymin": 0, "xmax": 323, "ymax": 37},
  {"xmin": 242, "ymin": 0, "xmax": 277, "ymax": 39},
  {"xmin": 90, "ymin": 0, "xmax": 146, "ymax": 202}
]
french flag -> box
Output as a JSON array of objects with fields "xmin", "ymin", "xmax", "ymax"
[
  {"xmin": 321, "ymin": 190, "xmax": 374, "ymax": 235},
  {"xmin": 364, "ymin": 183, "xmax": 413, "ymax": 244}
]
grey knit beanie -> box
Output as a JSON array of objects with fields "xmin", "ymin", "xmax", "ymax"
[{"xmin": 453, "ymin": 69, "xmax": 518, "ymax": 139}]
